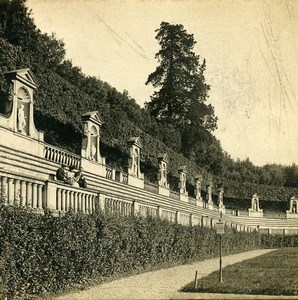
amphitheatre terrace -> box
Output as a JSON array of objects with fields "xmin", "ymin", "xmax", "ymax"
[{"xmin": 0, "ymin": 68, "xmax": 298, "ymax": 235}]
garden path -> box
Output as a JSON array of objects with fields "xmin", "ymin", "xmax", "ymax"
[{"xmin": 53, "ymin": 249, "xmax": 293, "ymax": 300}]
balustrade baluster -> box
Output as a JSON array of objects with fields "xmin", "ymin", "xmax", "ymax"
[
  {"xmin": 26, "ymin": 182, "xmax": 32, "ymax": 207},
  {"xmin": 32, "ymin": 183, "xmax": 37, "ymax": 209},
  {"xmin": 69, "ymin": 191, "xmax": 73, "ymax": 212},
  {"xmin": 37, "ymin": 184, "xmax": 43, "ymax": 209},
  {"xmin": 88, "ymin": 195, "xmax": 92, "ymax": 214},
  {"xmin": 65, "ymin": 190, "xmax": 70, "ymax": 211},
  {"xmin": 7, "ymin": 178, "xmax": 14, "ymax": 206},
  {"xmin": 14, "ymin": 179, "xmax": 20, "ymax": 206},
  {"xmin": 56, "ymin": 188, "xmax": 61, "ymax": 211},
  {"xmin": 61, "ymin": 190, "xmax": 66, "ymax": 211},
  {"xmin": 1, "ymin": 176, "xmax": 7, "ymax": 205},
  {"xmin": 20, "ymin": 180, "xmax": 26, "ymax": 207},
  {"xmin": 72, "ymin": 192, "xmax": 78, "ymax": 212}
]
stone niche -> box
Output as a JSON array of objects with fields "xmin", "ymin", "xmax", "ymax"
[
  {"xmin": 194, "ymin": 175, "xmax": 203, "ymax": 207},
  {"xmin": 80, "ymin": 111, "xmax": 106, "ymax": 176},
  {"xmin": 0, "ymin": 69, "xmax": 43, "ymax": 139},
  {"xmin": 178, "ymin": 165, "xmax": 188, "ymax": 202},
  {"xmin": 0, "ymin": 69, "xmax": 44, "ymax": 156},
  {"xmin": 157, "ymin": 153, "xmax": 170, "ymax": 197},
  {"xmin": 127, "ymin": 137, "xmax": 144, "ymax": 189},
  {"xmin": 248, "ymin": 194, "xmax": 263, "ymax": 217},
  {"xmin": 286, "ymin": 196, "xmax": 298, "ymax": 219}
]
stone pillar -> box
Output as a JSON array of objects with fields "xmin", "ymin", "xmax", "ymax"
[
  {"xmin": 26, "ymin": 182, "xmax": 32, "ymax": 207},
  {"xmin": 44, "ymin": 181, "xmax": 58, "ymax": 215},
  {"xmin": 32, "ymin": 183, "xmax": 37, "ymax": 209},
  {"xmin": 61, "ymin": 189, "xmax": 66, "ymax": 211},
  {"xmin": 175, "ymin": 211, "xmax": 180, "ymax": 224},
  {"xmin": 56, "ymin": 188, "xmax": 61, "ymax": 211},
  {"xmin": 37, "ymin": 184, "xmax": 43, "ymax": 209},
  {"xmin": 1, "ymin": 177, "xmax": 8, "ymax": 205},
  {"xmin": 14, "ymin": 179, "xmax": 20, "ymax": 206},
  {"xmin": 20, "ymin": 180, "xmax": 26, "ymax": 207},
  {"xmin": 189, "ymin": 214, "xmax": 193, "ymax": 226},
  {"xmin": 7, "ymin": 178, "xmax": 14, "ymax": 206}
]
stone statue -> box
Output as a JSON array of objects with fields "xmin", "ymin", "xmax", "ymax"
[
  {"xmin": 18, "ymin": 104, "xmax": 26, "ymax": 134},
  {"xmin": 90, "ymin": 141, "xmax": 97, "ymax": 161},
  {"xmin": 133, "ymin": 149, "xmax": 139, "ymax": 176}
]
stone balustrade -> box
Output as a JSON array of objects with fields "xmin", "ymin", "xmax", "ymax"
[
  {"xmin": 139, "ymin": 203, "xmax": 158, "ymax": 217},
  {"xmin": 0, "ymin": 172, "xmax": 45, "ymax": 211},
  {"xmin": 44, "ymin": 144, "xmax": 81, "ymax": 168},
  {"xmin": 103, "ymin": 197, "xmax": 133, "ymax": 216},
  {"xmin": 55, "ymin": 185, "xmax": 98, "ymax": 214},
  {"xmin": 105, "ymin": 166, "xmax": 128, "ymax": 185}
]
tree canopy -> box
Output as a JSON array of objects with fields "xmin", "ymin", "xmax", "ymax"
[{"xmin": 145, "ymin": 22, "xmax": 217, "ymax": 131}]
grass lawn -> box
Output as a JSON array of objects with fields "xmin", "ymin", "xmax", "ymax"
[{"xmin": 182, "ymin": 247, "xmax": 298, "ymax": 296}]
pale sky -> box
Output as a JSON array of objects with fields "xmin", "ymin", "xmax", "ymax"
[{"xmin": 26, "ymin": 0, "xmax": 298, "ymax": 166}]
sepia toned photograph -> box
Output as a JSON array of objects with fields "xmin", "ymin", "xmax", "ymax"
[{"xmin": 0, "ymin": 0, "xmax": 297, "ymax": 299}]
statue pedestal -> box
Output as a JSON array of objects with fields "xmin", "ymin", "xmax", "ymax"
[
  {"xmin": 180, "ymin": 193, "xmax": 188, "ymax": 202},
  {"xmin": 127, "ymin": 175, "xmax": 144, "ymax": 189},
  {"xmin": 81, "ymin": 158, "xmax": 106, "ymax": 177},
  {"xmin": 158, "ymin": 185, "xmax": 170, "ymax": 197},
  {"xmin": 248, "ymin": 209, "xmax": 263, "ymax": 217},
  {"xmin": 196, "ymin": 199, "xmax": 204, "ymax": 207},
  {"xmin": 286, "ymin": 211, "xmax": 298, "ymax": 219},
  {"xmin": 219, "ymin": 206, "xmax": 225, "ymax": 214},
  {"xmin": 206, "ymin": 203, "xmax": 214, "ymax": 210}
]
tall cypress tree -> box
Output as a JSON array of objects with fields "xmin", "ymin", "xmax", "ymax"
[{"xmin": 145, "ymin": 21, "xmax": 217, "ymax": 131}]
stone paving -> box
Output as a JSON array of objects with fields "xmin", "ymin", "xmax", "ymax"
[{"xmin": 53, "ymin": 249, "xmax": 296, "ymax": 300}]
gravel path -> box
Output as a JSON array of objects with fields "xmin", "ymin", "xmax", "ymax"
[{"xmin": 53, "ymin": 249, "xmax": 277, "ymax": 300}]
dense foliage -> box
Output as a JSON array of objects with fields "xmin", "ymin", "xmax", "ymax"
[
  {"xmin": 0, "ymin": 206, "xmax": 286, "ymax": 299},
  {"xmin": 0, "ymin": 0, "xmax": 298, "ymax": 203}
]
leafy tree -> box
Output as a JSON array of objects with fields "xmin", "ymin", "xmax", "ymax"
[{"xmin": 145, "ymin": 21, "xmax": 217, "ymax": 131}]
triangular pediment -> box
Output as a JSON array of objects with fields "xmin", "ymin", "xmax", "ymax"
[
  {"xmin": 5, "ymin": 68, "xmax": 38, "ymax": 89},
  {"xmin": 178, "ymin": 165, "xmax": 187, "ymax": 173},
  {"xmin": 157, "ymin": 153, "xmax": 168, "ymax": 163},
  {"xmin": 81, "ymin": 111, "xmax": 102, "ymax": 126},
  {"xmin": 128, "ymin": 136, "xmax": 142, "ymax": 148}
]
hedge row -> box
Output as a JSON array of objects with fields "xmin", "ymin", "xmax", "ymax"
[{"xmin": 0, "ymin": 206, "xmax": 297, "ymax": 299}]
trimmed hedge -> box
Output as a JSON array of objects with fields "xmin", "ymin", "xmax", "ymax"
[
  {"xmin": 0, "ymin": 206, "xmax": 266, "ymax": 299},
  {"xmin": 0, "ymin": 206, "xmax": 297, "ymax": 299}
]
